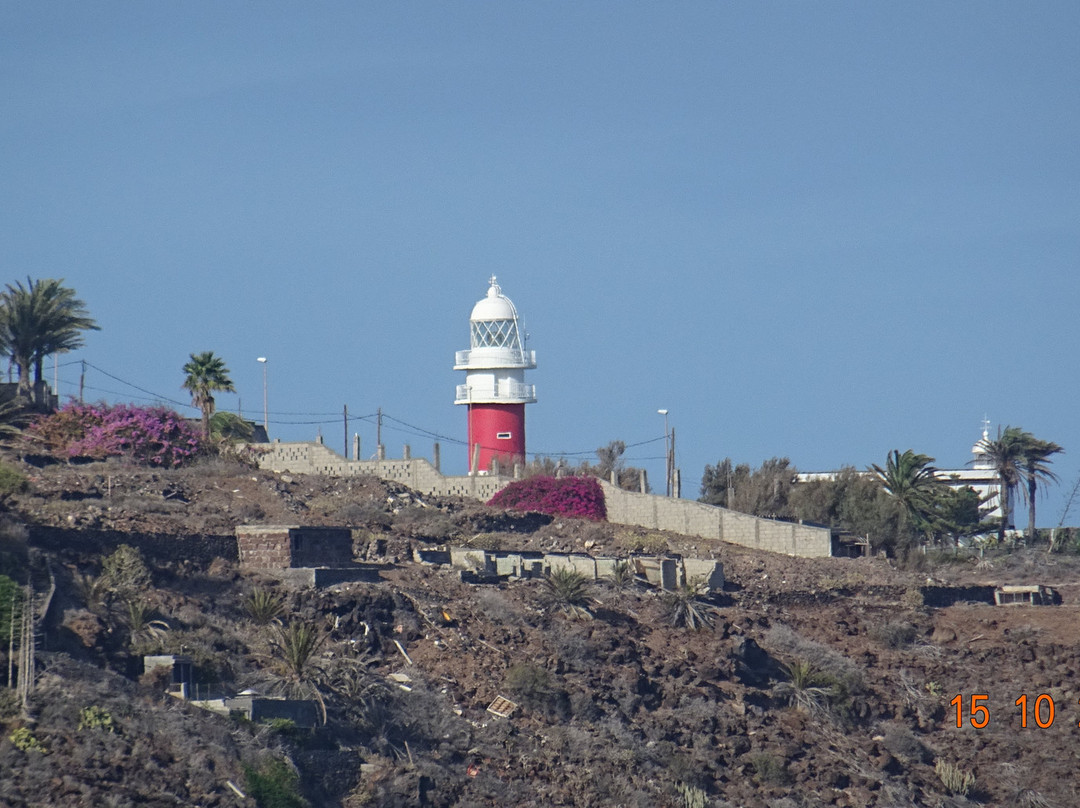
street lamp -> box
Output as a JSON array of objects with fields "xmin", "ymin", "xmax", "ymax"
[
  {"xmin": 257, "ymin": 358, "xmax": 268, "ymax": 436},
  {"xmin": 657, "ymin": 409, "xmax": 670, "ymax": 497}
]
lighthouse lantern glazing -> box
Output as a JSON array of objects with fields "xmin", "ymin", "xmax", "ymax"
[{"xmin": 454, "ymin": 277, "xmax": 536, "ymax": 472}]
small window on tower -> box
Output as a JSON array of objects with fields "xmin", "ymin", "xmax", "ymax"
[{"xmin": 496, "ymin": 432, "xmax": 512, "ymax": 440}]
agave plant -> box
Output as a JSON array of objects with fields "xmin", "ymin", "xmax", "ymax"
[
  {"xmin": 243, "ymin": 586, "xmax": 286, "ymax": 626},
  {"xmin": 664, "ymin": 579, "xmax": 716, "ymax": 630},
  {"xmin": 607, "ymin": 560, "xmax": 635, "ymax": 593},
  {"xmin": 774, "ymin": 659, "xmax": 834, "ymax": 715},
  {"xmin": 542, "ymin": 567, "xmax": 593, "ymax": 620}
]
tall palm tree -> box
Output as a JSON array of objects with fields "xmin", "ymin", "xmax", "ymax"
[
  {"xmin": 182, "ymin": 351, "xmax": 235, "ymax": 439},
  {"xmin": 1020, "ymin": 435, "xmax": 1063, "ymax": 544},
  {"xmin": 870, "ymin": 449, "xmax": 943, "ymax": 538},
  {"xmin": 0, "ymin": 278, "xmax": 99, "ymax": 406},
  {"xmin": 976, "ymin": 427, "xmax": 1026, "ymax": 543}
]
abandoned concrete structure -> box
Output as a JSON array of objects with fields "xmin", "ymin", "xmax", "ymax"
[
  {"xmin": 994, "ymin": 584, "xmax": 1058, "ymax": 606},
  {"xmin": 235, "ymin": 525, "xmax": 382, "ymax": 587},
  {"xmin": 236, "ymin": 525, "xmax": 353, "ymax": 569},
  {"xmin": 415, "ymin": 546, "xmax": 725, "ymax": 592}
]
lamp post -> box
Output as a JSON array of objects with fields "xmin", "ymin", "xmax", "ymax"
[
  {"xmin": 256, "ymin": 357, "xmax": 268, "ymax": 436},
  {"xmin": 658, "ymin": 409, "xmax": 670, "ymax": 497}
]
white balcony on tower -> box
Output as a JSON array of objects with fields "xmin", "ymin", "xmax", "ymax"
[
  {"xmin": 455, "ymin": 379, "xmax": 537, "ymax": 405},
  {"xmin": 454, "ymin": 348, "xmax": 537, "ymax": 370}
]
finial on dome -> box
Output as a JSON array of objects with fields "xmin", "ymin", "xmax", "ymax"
[{"xmin": 488, "ymin": 275, "xmax": 501, "ymax": 297}]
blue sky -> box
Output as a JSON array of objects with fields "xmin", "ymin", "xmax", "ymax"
[{"xmin": 3, "ymin": 3, "xmax": 1078, "ymax": 524}]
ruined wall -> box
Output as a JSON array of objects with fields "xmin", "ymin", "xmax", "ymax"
[
  {"xmin": 235, "ymin": 526, "xmax": 352, "ymax": 570},
  {"xmin": 440, "ymin": 547, "xmax": 725, "ymax": 592}
]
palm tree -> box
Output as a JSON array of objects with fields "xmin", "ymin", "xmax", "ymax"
[
  {"xmin": 262, "ymin": 620, "xmax": 329, "ymax": 724},
  {"xmin": 182, "ymin": 352, "xmax": 235, "ymax": 439},
  {"xmin": 976, "ymin": 427, "xmax": 1027, "ymax": 543},
  {"xmin": 0, "ymin": 278, "xmax": 99, "ymax": 406},
  {"xmin": 870, "ymin": 449, "xmax": 943, "ymax": 539},
  {"xmin": 1020, "ymin": 435, "xmax": 1063, "ymax": 544}
]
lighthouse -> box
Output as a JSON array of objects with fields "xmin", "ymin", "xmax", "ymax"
[{"xmin": 454, "ymin": 276, "xmax": 536, "ymax": 473}]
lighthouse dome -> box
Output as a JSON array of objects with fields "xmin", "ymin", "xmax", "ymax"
[
  {"xmin": 468, "ymin": 276, "xmax": 524, "ymax": 352},
  {"xmin": 470, "ymin": 276, "xmax": 519, "ymax": 322}
]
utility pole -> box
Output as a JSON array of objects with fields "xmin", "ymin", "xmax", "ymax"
[
  {"xmin": 343, "ymin": 405, "xmax": 349, "ymax": 459},
  {"xmin": 79, "ymin": 360, "xmax": 85, "ymax": 403}
]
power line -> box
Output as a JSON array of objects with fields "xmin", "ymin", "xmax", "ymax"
[{"xmin": 70, "ymin": 363, "xmax": 668, "ymax": 461}]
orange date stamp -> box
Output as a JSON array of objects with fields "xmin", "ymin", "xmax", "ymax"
[{"xmin": 950, "ymin": 694, "xmax": 1074, "ymax": 729}]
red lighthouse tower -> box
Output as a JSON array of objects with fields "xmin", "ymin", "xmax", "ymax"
[{"xmin": 454, "ymin": 276, "xmax": 536, "ymax": 473}]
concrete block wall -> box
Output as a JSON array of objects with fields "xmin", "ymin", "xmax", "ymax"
[
  {"xmin": 599, "ymin": 480, "xmax": 832, "ymax": 558},
  {"xmin": 253, "ymin": 442, "xmax": 508, "ymax": 501}
]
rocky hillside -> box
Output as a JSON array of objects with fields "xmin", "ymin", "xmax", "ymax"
[{"xmin": 1, "ymin": 455, "xmax": 1078, "ymax": 807}]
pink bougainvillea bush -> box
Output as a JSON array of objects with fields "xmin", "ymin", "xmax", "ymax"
[
  {"xmin": 487, "ymin": 475, "xmax": 607, "ymax": 521},
  {"xmin": 28, "ymin": 402, "xmax": 202, "ymax": 467}
]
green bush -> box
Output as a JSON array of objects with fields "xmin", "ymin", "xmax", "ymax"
[
  {"xmin": 78, "ymin": 705, "xmax": 116, "ymax": 733},
  {"xmin": 0, "ymin": 463, "xmax": 28, "ymax": 498},
  {"xmin": 9, "ymin": 727, "xmax": 47, "ymax": 753},
  {"xmin": 244, "ymin": 758, "xmax": 307, "ymax": 808}
]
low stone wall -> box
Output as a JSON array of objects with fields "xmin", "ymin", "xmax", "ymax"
[
  {"xmin": 598, "ymin": 481, "xmax": 833, "ymax": 558},
  {"xmin": 30, "ymin": 526, "xmax": 237, "ymax": 564}
]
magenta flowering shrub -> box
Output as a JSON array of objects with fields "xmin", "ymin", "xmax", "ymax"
[
  {"xmin": 29, "ymin": 402, "xmax": 202, "ymax": 467},
  {"xmin": 488, "ymin": 475, "xmax": 607, "ymax": 521}
]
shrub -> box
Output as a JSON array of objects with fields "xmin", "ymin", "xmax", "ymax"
[
  {"xmin": 665, "ymin": 580, "xmax": 716, "ymax": 630},
  {"xmin": 869, "ymin": 620, "xmax": 918, "ymax": 649},
  {"xmin": 748, "ymin": 752, "xmax": 791, "ymax": 786},
  {"xmin": 243, "ymin": 758, "xmax": 306, "ymax": 808},
  {"xmin": 607, "ymin": 560, "xmax": 635, "ymax": 592},
  {"xmin": 0, "ymin": 462, "xmax": 28, "ymax": 498},
  {"xmin": 504, "ymin": 662, "xmax": 569, "ymax": 716},
  {"xmin": 488, "ymin": 475, "xmax": 606, "ymax": 521},
  {"xmin": 774, "ymin": 659, "xmax": 834, "ymax": 714},
  {"xmin": 9, "ymin": 727, "xmax": 47, "ymax": 753},
  {"xmin": 542, "ymin": 568, "xmax": 593, "ymax": 620},
  {"xmin": 101, "ymin": 544, "xmax": 151, "ymax": 601},
  {"xmin": 936, "ymin": 759, "xmax": 975, "ymax": 796},
  {"xmin": 27, "ymin": 402, "xmax": 202, "ymax": 467},
  {"xmin": 676, "ymin": 782, "xmax": 708, "ymax": 808},
  {"xmin": 78, "ymin": 705, "xmax": 116, "ymax": 733}
]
